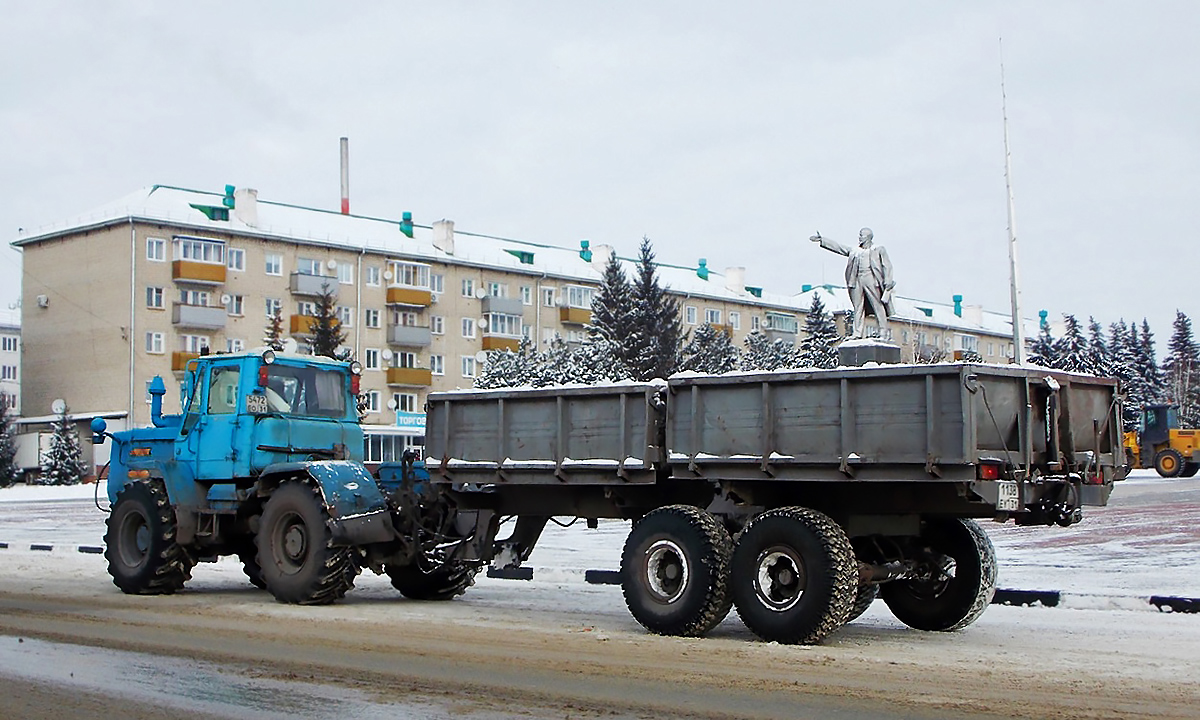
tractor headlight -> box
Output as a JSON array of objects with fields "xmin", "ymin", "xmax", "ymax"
[
  {"xmin": 261, "ymin": 349, "xmax": 276, "ymax": 365},
  {"xmin": 349, "ymin": 360, "xmax": 363, "ymax": 375}
]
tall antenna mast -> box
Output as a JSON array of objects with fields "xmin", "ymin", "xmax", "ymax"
[{"xmin": 1000, "ymin": 39, "xmax": 1025, "ymax": 364}]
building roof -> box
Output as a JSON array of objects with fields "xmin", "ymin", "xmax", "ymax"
[{"xmin": 12, "ymin": 184, "xmax": 1031, "ymax": 339}]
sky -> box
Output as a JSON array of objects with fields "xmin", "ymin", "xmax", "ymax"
[{"xmin": 2, "ymin": 2, "xmax": 1197, "ymax": 350}]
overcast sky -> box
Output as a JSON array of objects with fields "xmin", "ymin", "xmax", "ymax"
[{"xmin": 2, "ymin": 2, "xmax": 1197, "ymax": 348}]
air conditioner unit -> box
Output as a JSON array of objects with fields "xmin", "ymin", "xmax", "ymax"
[
  {"xmin": 430, "ymin": 293, "xmax": 440, "ymax": 304},
  {"xmin": 36, "ymin": 295, "xmax": 49, "ymax": 308}
]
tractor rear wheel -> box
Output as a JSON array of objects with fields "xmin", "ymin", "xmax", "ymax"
[
  {"xmin": 238, "ymin": 544, "xmax": 266, "ymax": 589},
  {"xmin": 1154, "ymin": 449, "xmax": 1184, "ymax": 478},
  {"xmin": 880, "ymin": 518, "xmax": 997, "ymax": 632},
  {"xmin": 257, "ymin": 481, "xmax": 358, "ymax": 605},
  {"xmin": 105, "ymin": 480, "xmax": 194, "ymax": 595},
  {"xmin": 1181, "ymin": 462, "xmax": 1199, "ymax": 478},
  {"xmin": 385, "ymin": 562, "xmax": 479, "ymax": 600}
]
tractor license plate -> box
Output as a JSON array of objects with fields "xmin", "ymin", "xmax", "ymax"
[
  {"xmin": 996, "ymin": 481, "xmax": 1020, "ymax": 511},
  {"xmin": 246, "ymin": 393, "xmax": 269, "ymax": 415}
]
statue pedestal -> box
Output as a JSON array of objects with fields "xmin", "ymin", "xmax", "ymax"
[{"xmin": 838, "ymin": 338, "xmax": 902, "ymax": 367}]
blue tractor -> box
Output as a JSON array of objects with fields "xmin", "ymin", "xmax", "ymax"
[{"xmin": 92, "ymin": 349, "xmax": 481, "ymax": 604}]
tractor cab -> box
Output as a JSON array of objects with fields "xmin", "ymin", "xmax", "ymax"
[{"xmin": 1139, "ymin": 404, "xmax": 1178, "ymax": 448}]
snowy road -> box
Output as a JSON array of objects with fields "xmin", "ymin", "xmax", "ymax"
[{"xmin": 0, "ymin": 472, "xmax": 1198, "ymax": 719}]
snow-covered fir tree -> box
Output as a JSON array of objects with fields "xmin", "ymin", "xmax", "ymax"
[
  {"xmin": 41, "ymin": 405, "xmax": 87, "ymax": 486},
  {"xmin": 535, "ymin": 335, "xmax": 576, "ymax": 386},
  {"xmin": 796, "ymin": 294, "xmax": 840, "ymax": 369},
  {"xmin": 1027, "ymin": 318, "xmax": 1056, "ymax": 368},
  {"xmin": 1134, "ymin": 319, "xmax": 1163, "ymax": 405},
  {"xmin": 264, "ymin": 307, "xmax": 285, "ymax": 351},
  {"xmin": 0, "ymin": 395, "xmax": 18, "ymax": 487},
  {"xmin": 1108, "ymin": 320, "xmax": 1140, "ymax": 430},
  {"xmin": 680, "ymin": 324, "xmax": 739, "ymax": 374},
  {"xmin": 628, "ymin": 238, "xmax": 682, "ymax": 381},
  {"xmin": 475, "ymin": 348, "xmax": 521, "ymax": 389},
  {"xmin": 1163, "ymin": 311, "xmax": 1200, "ymax": 426},
  {"xmin": 589, "ymin": 251, "xmax": 636, "ymax": 374},
  {"xmin": 1085, "ymin": 317, "xmax": 1112, "ymax": 376},
  {"xmin": 576, "ymin": 333, "xmax": 631, "ymax": 384},
  {"xmin": 308, "ymin": 282, "xmax": 346, "ymax": 358},
  {"xmin": 1052, "ymin": 314, "xmax": 1090, "ymax": 373},
  {"xmin": 740, "ymin": 331, "xmax": 795, "ymax": 371}
]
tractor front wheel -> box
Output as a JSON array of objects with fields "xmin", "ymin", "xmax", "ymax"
[
  {"xmin": 105, "ymin": 480, "xmax": 194, "ymax": 594},
  {"xmin": 1154, "ymin": 449, "xmax": 1184, "ymax": 478},
  {"xmin": 257, "ymin": 481, "xmax": 358, "ymax": 605}
]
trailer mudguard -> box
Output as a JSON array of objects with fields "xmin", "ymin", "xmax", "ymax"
[{"xmin": 260, "ymin": 461, "xmax": 395, "ymax": 546}]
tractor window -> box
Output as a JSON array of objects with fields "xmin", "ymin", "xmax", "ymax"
[
  {"xmin": 207, "ymin": 366, "xmax": 240, "ymax": 414},
  {"xmin": 264, "ymin": 365, "xmax": 348, "ymax": 418}
]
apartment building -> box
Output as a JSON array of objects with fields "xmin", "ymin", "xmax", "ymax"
[
  {"xmin": 0, "ymin": 310, "xmax": 18, "ymax": 413},
  {"xmin": 12, "ymin": 184, "xmax": 1023, "ymax": 458}
]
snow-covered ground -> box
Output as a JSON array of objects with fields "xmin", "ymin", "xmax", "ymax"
[{"xmin": 2, "ymin": 470, "xmax": 1197, "ymax": 600}]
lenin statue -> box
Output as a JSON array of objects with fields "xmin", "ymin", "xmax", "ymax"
[{"xmin": 810, "ymin": 228, "xmax": 895, "ymax": 339}]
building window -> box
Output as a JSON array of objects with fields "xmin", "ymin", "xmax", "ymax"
[
  {"xmin": 180, "ymin": 289, "xmax": 210, "ymax": 306},
  {"xmin": 365, "ymin": 309, "xmax": 381, "ymax": 329},
  {"xmin": 388, "ymin": 261, "xmax": 431, "ymax": 289},
  {"xmin": 363, "ymin": 391, "xmax": 380, "ymax": 413},
  {"xmin": 461, "ymin": 278, "xmax": 475, "ymax": 298},
  {"xmin": 729, "ymin": 311, "xmax": 740, "ymax": 331},
  {"xmin": 227, "ymin": 247, "xmax": 245, "ymax": 271},
  {"xmin": 265, "ymin": 297, "xmax": 282, "ymax": 317},
  {"xmin": 392, "ymin": 393, "xmax": 418, "ymax": 413},
  {"xmin": 395, "ymin": 351, "xmax": 417, "ymax": 368},
  {"xmin": 173, "ymin": 237, "xmax": 225, "ymax": 264},
  {"xmin": 1, "ymin": 337, "xmax": 16, "ymax": 352},
  {"xmin": 764, "ymin": 312, "xmax": 798, "ymax": 334},
  {"xmin": 751, "ymin": 315, "xmax": 761, "ymax": 331},
  {"xmin": 987, "ymin": 342, "xmax": 995, "ymax": 357},
  {"xmin": 542, "ymin": 287, "xmax": 556, "ymax": 307},
  {"xmin": 430, "ymin": 354, "xmax": 444, "ymax": 376},
  {"xmin": 391, "ymin": 310, "xmax": 419, "ymax": 327},
  {"xmin": 430, "ymin": 316, "xmax": 444, "ymax": 335},
  {"xmin": 336, "ymin": 306, "xmax": 354, "ymax": 327},
  {"xmin": 487, "ymin": 281, "xmax": 507, "ymax": 298},
  {"xmin": 297, "ymin": 301, "xmax": 316, "ymax": 316},
  {"xmin": 338, "ymin": 261, "xmax": 354, "ymax": 285},
  {"xmin": 364, "ymin": 348, "xmax": 380, "ymax": 370},
  {"xmin": 265, "ymin": 253, "xmax": 282, "ymax": 276},
  {"xmin": 541, "ymin": 327, "xmax": 556, "ymax": 346},
  {"xmin": 431, "ymin": 273, "xmax": 444, "ymax": 293},
  {"xmin": 226, "ymin": 338, "xmax": 244, "ymax": 353},
  {"xmin": 520, "ymin": 286, "xmax": 533, "ymax": 305},
  {"xmin": 522, "ymin": 323, "xmax": 532, "ymax": 339},
  {"xmin": 296, "ymin": 257, "xmax": 321, "ymax": 276},
  {"xmin": 227, "ymin": 295, "xmax": 244, "ymax": 316},
  {"xmin": 685, "ymin": 306, "xmax": 697, "ymax": 325},
  {"xmin": 956, "ymin": 335, "xmax": 979, "ymax": 353},
  {"xmin": 366, "ymin": 266, "xmax": 381, "ymax": 286},
  {"xmin": 146, "ymin": 287, "xmax": 164, "ymax": 309},
  {"xmin": 181, "ymin": 335, "xmax": 210, "ymax": 353},
  {"xmin": 146, "ymin": 238, "xmax": 165, "ymax": 262},
  {"xmin": 564, "ymin": 285, "xmax": 593, "ymax": 308},
  {"xmin": 484, "ymin": 312, "xmax": 521, "ymax": 338},
  {"xmin": 461, "ymin": 356, "xmax": 477, "ymax": 378},
  {"xmin": 461, "ymin": 317, "xmax": 476, "ymax": 339},
  {"xmin": 0, "ymin": 365, "xmax": 15, "ymax": 380},
  {"xmin": 705, "ymin": 308, "xmax": 722, "ymax": 325}
]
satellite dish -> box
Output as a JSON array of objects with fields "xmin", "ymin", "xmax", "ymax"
[
  {"xmin": 473, "ymin": 287, "xmax": 487, "ymax": 299},
  {"xmin": 51, "ymin": 398, "xmax": 66, "ymax": 414},
  {"xmin": 220, "ymin": 293, "xmax": 232, "ymax": 305},
  {"xmin": 474, "ymin": 351, "xmax": 488, "ymax": 363},
  {"xmin": 282, "ymin": 338, "xmax": 299, "ymax": 353},
  {"xmin": 383, "ymin": 270, "xmax": 393, "ymax": 281},
  {"xmin": 478, "ymin": 318, "xmax": 489, "ymax": 331},
  {"xmin": 386, "ymin": 398, "xmax": 398, "ymax": 411},
  {"xmin": 381, "ymin": 348, "xmax": 393, "ymax": 361},
  {"xmin": 326, "ymin": 259, "xmax": 338, "ymax": 270}
]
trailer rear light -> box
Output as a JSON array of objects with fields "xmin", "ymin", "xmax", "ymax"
[{"xmin": 978, "ymin": 462, "xmax": 1002, "ymax": 480}]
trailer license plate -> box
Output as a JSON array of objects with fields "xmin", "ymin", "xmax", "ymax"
[{"xmin": 997, "ymin": 481, "xmax": 1020, "ymax": 511}]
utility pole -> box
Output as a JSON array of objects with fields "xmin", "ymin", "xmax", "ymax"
[{"xmin": 1001, "ymin": 39, "xmax": 1025, "ymax": 364}]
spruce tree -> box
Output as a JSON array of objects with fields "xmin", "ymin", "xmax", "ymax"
[
  {"xmin": 41, "ymin": 405, "xmax": 86, "ymax": 486},
  {"xmin": 1108, "ymin": 320, "xmax": 1140, "ymax": 430},
  {"xmin": 797, "ymin": 294, "xmax": 840, "ymax": 369},
  {"xmin": 740, "ymin": 331, "xmax": 775, "ymax": 371},
  {"xmin": 680, "ymin": 324, "xmax": 739, "ymax": 374},
  {"xmin": 628, "ymin": 237, "xmax": 681, "ymax": 381},
  {"xmin": 1028, "ymin": 320, "xmax": 1056, "ymax": 368},
  {"xmin": 264, "ymin": 307, "xmax": 285, "ymax": 351},
  {"xmin": 1085, "ymin": 317, "xmax": 1111, "ymax": 376},
  {"xmin": 1163, "ymin": 311, "xmax": 1200, "ymax": 426},
  {"xmin": 589, "ymin": 251, "xmax": 636, "ymax": 373},
  {"xmin": 1052, "ymin": 314, "xmax": 1089, "ymax": 373},
  {"xmin": 0, "ymin": 395, "xmax": 18, "ymax": 487},
  {"xmin": 308, "ymin": 282, "xmax": 346, "ymax": 358},
  {"xmin": 1135, "ymin": 319, "xmax": 1164, "ymax": 404}
]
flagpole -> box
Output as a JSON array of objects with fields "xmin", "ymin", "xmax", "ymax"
[{"xmin": 1001, "ymin": 39, "xmax": 1025, "ymax": 364}]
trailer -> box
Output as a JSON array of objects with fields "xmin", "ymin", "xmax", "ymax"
[{"xmin": 95, "ymin": 350, "xmax": 1123, "ymax": 645}]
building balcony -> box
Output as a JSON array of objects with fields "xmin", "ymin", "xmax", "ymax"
[
  {"xmin": 387, "ymin": 367, "xmax": 433, "ymax": 386},
  {"xmin": 710, "ymin": 324, "xmax": 733, "ymax": 336},
  {"xmin": 482, "ymin": 336, "xmax": 521, "ymax": 352},
  {"xmin": 559, "ymin": 307, "xmax": 592, "ymax": 325},
  {"xmin": 172, "ymin": 303, "xmax": 227, "ymax": 330},
  {"xmin": 290, "ymin": 314, "xmax": 317, "ymax": 335},
  {"xmin": 482, "ymin": 296, "xmax": 524, "ymax": 316},
  {"xmin": 172, "ymin": 260, "xmax": 226, "ymax": 285},
  {"xmin": 387, "ymin": 324, "xmax": 432, "ymax": 347},
  {"xmin": 762, "ymin": 328, "xmax": 796, "ymax": 343},
  {"xmin": 386, "ymin": 286, "xmax": 433, "ymax": 307},
  {"xmin": 289, "ymin": 272, "xmax": 337, "ymax": 296},
  {"xmin": 172, "ymin": 351, "xmax": 200, "ymax": 372}
]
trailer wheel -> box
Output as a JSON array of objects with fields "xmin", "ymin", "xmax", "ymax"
[
  {"xmin": 1155, "ymin": 449, "xmax": 1184, "ymax": 478},
  {"xmin": 256, "ymin": 481, "xmax": 358, "ymax": 605},
  {"xmin": 845, "ymin": 583, "xmax": 879, "ymax": 623},
  {"xmin": 104, "ymin": 480, "xmax": 194, "ymax": 595},
  {"xmin": 385, "ymin": 562, "xmax": 479, "ymax": 600},
  {"xmin": 730, "ymin": 507, "xmax": 857, "ymax": 645},
  {"xmin": 880, "ymin": 518, "xmax": 997, "ymax": 632},
  {"xmin": 621, "ymin": 505, "xmax": 733, "ymax": 637}
]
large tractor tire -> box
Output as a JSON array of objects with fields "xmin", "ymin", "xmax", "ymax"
[
  {"xmin": 730, "ymin": 507, "xmax": 858, "ymax": 645},
  {"xmin": 1182, "ymin": 462, "xmax": 1200, "ymax": 478},
  {"xmin": 237, "ymin": 544, "xmax": 267, "ymax": 589},
  {"xmin": 256, "ymin": 481, "xmax": 358, "ymax": 605},
  {"xmin": 1154, "ymin": 449, "xmax": 1184, "ymax": 478},
  {"xmin": 105, "ymin": 480, "xmax": 194, "ymax": 595},
  {"xmin": 845, "ymin": 583, "xmax": 879, "ymax": 624},
  {"xmin": 621, "ymin": 505, "xmax": 734, "ymax": 637},
  {"xmin": 385, "ymin": 562, "xmax": 479, "ymax": 600},
  {"xmin": 880, "ymin": 518, "xmax": 997, "ymax": 632}
]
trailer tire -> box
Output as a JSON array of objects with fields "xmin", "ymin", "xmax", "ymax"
[
  {"xmin": 1154, "ymin": 449, "xmax": 1184, "ymax": 478},
  {"xmin": 256, "ymin": 481, "xmax": 358, "ymax": 605},
  {"xmin": 730, "ymin": 507, "xmax": 857, "ymax": 645},
  {"xmin": 881, "ymin": 518, "xmax": 997, "ymax": 632},
  {"xmin": 385, "ymin": 562, "xmax": 479, "ymax": 601},
  {"xmin": 845, "ymin": 583, "xmax": 879, "ymax": 623},
  {"xmin": 621, "ymin": 505, "xmax": 733, "ymax": 637},
  {"xmin": 105, "ymin": 480, "xmax": 194, "ymax": 595}
]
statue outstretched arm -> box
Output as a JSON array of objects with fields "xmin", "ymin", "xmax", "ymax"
[{"xmin": 810, "ymin": 233, "xmax": 851, "ymax": 256}]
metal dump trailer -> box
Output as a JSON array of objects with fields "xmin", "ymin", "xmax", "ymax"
[{"xmin": 426, "ymin": 363, "xmax": 1123, "ymax": 644}]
